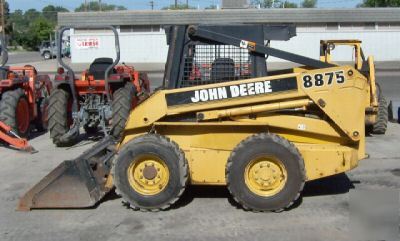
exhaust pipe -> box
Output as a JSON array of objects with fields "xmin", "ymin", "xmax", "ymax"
[{"xmin": 17, "ymin": 136, "xmax": 116, "ymax": 211}]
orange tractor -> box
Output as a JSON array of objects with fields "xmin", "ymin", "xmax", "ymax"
[
  {"xmin": 0, "ymin": 43, "xmax": 52, "ymax": 152},
  {"xmin": 49, "ymin": 26, "xmax": 150, "ymax": 146}
]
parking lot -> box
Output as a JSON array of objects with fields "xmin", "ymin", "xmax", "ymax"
[{"xmin": 1, "ymin": 54, "xmax": 399, "ymax": 241}]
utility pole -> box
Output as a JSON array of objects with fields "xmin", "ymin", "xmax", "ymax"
[
  {"xmin": 0, "ymin": 0, "xmax": 5, "ymax": 40},
  {"xmin": 149, "ymin": 1, "xmax": 154, "ymax": 10},
  {"xmin": 84, "ymin": 0, "xmax": 88, "ymax": 12},
  {"xmin": 99, "ymin": 0, "xmax": 102, "ymax": 11},
  {"xmin": 186, "ymin": 0, "xmax": 188, "ymax": 7},
  {"xmin": 175, "ymin": 0, "xmax": 178, "ymax": 8}
]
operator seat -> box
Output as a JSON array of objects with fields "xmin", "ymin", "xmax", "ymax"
[
  {"xmin": 210, "ymin": 58, "xmax": 235, "ymax": 82},
  {"xmin": 88, "ymin": 58, "xmax": 116, "ymax": 80}
]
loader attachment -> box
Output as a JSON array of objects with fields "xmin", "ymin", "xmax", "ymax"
[
  {"xmin": 0, "ymin": 121, "xmax": 37, "ymax": 153},
  {"xmin": 17, "ymin": 136, "xmax": 117, "ymax": 211}
]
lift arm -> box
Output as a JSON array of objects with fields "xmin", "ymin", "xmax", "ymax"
[{"xmin": 188, "ymin": 25, "xmax": 335, "ymax": 69}]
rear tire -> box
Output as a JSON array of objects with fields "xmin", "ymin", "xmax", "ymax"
[
  {"xmin": 113, "ymin": 134, "xmax": 188, "ymax": 211},
  {"xmin": 48, "ymin": 88, "xmax": 74, "ymax": 147},
  {"xmin": 111, "ymin": 82, "xmax": 135, "ymax": 139},
  {"xmin": 226, "ymin": 133, "xmax": 305, "ymax": 212},
  {"xmin": 0, "ymin": 88, "xmax": 31, "ymax": 137},
  {"xmin": 371, "ymin": 96, "xmax": 388, "ymax": 135}
]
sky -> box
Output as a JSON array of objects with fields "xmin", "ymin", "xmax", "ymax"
[{"xmin": 9, "ymin": 0, "xmax": 363, "ymax": 12}]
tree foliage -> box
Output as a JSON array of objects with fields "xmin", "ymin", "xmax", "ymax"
[
  {"xmin": 3, "ymin": 1, "xmax": 11, "ymax": 34},
  {"xmin": 359, "ymin": 0, "xmax": 400, "ymax": 7},
  {"xmin": 42, "ymin": 5, "xmax": 69, "ymax": 23},
  {"xmin": 205, "ymin": 5, "xmax": 218, "ymax": 9},
  {"xmin": 252, "ymin": 0, "xmax": 298, "ymax": 8},
  {"xmin": 161, "ymin": 4, "xmax": 196, "ymax": 10},
  {"xmin": 301, "ymin": 0, "xmax": 317, "ymax": 8},
  {"xmin": 8, "ymin": 5, "xmax": 69, "ymax": 49},
  {"xmin": 282, "ymin": 1, "xmax": 298, "ymax": 8},
  {"xmin": 75, "ymin": 1, "xmax": 127, "ymax": 12}
]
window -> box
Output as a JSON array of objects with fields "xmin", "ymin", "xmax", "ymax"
[
  {"xmin": 378, "ymin": 22, "xmax": 400, "ymax": 30},
  {"xmin": 74, "ymin": 28, "xmax": 111, "ymax": 34},
  {"xmin": 296, "ymin": 23, "xmax": 328, "ymax": 32},
  {"xmin": 340, "ymin": 22, "xmax": 376, "ymax": 31},
  {"xmin": 364, "ymin": 23, "xmax": 376, "ymax": 30},
  {"xmin": 327, "ymin": 23, "xmax": 339, "ymax": 31},
  {"xmin": 120, "ymin": 25, "xmax": 161, "ymax": 33}
]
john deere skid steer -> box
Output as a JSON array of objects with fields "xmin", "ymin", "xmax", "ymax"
[{"xmin": 19, "ymin": 25, "xmax": 370, "ymax": 212}]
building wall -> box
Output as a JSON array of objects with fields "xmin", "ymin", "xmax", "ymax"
[
  {"xmin": 71, "ymin": 27, "xmax": 168, "ymax": 63},
  {"xmin": 71, "ymin": 25, "xmax": 400, "ymax": 64}
]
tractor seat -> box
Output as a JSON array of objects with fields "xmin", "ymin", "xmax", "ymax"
[
  {"xmin": 211, "ymin": 58, "xmax": 235, "ymax": 82},
  {"xmin": 88, "ymin": 58, "xmax": 116, "ymax": 80}
]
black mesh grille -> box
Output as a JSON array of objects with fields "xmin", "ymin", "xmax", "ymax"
[{"xmin": 181, "ymin": 44, "xmax": 252, "ymax": 88}]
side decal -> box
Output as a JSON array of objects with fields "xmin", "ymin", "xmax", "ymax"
[{"xmin": 166, "ymin": 77, "xmax": 298, "ymax": 106}]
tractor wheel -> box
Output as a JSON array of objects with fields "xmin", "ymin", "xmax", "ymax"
[
  {"xmin": 0, "ymin": 88, "xmax": 31, "ymax": 137},
  {"xmin": 35, "ymin": 97, "xmax": 49, "ymax": 132},
  {"xmin": 48, "ymin": 88, "xmax": 74, "ymax": 147},
  {"xmin": 371, "ymin": 95, "xmax": 388, "ymax": 135},
  {"xmin": 43, "ymin": 51, "xmax": 51, "ymax": 60},
  {"xmin": 111, "ymin": 82, "xmax": 135, "ymax": 139},
  {"xmin": 226, "ymin": 133, "xmax": 305, "ymax": 212},
  {"xmin": 113, "ymin": 134, "xmax": 188, "ymax": 211}
]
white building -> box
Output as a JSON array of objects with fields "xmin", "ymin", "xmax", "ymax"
[{"xmin": 58, "ymin": 8, "xmax": 400, "ymax": 64}]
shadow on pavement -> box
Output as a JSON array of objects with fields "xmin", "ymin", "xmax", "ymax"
[
  {"xmin": 172, "ymin": 173, "xmax": 355, "ymax": 211},
  {"xmin": 302, "ymin": 173, "xmax": 355, "ymax": 197}
]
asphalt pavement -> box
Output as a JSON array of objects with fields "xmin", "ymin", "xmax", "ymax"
[{"xmin": 7, "ymin": 52, "xmax": 43, "ymax": 65}]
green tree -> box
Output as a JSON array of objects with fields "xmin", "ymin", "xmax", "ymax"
[
  {"xmin": 205, "ymin": 4, "xmax": 218, "ymax": 9},
  {"xmin": 281, "ymin": 1, "xmax": 298, "ymax": 7},
  {"xmin": 252, "ymin": 0, "xmax": 276, "ymax": 8},
  {"xmin": 301, "ymin": 0, "xmax": 317, "ymax": 8},
  {"xmin": 42, "ymin": 5, "xmax": 69, "ymax": 23},
  {"xmin": 75, "ymin": 1, "xmax": 127, "ymax": 12},
  {"xmin": 161, "ymin": 4, "xmax": 196, "ymax": 10},
  {"xmin": 24, "ymin": 9, "xmax": 41, "ymax": 22},
  {"xmin": 3, "ymin": 1, "xmax": 11, "ymax": 34},
  {"xmin": 252, "ymin": 0, "xmax": 297, "ymax": 8},
  {"xmin": 28, "ymin": 17, "xmax": 55, "ymax": 49},
  {"xmin": 359, "ymin": 0, "xmax": 400, "ymax": 7},
  {"xmin": 9, "ymin": 8, "xmax": 56, "ymax": 49}
]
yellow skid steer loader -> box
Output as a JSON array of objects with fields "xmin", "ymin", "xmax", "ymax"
[{"xmin": 18, "ymin": 25, "xmax": 370, "ymax": 212}]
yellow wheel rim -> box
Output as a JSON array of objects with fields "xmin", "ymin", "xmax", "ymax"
[
  {"xmin": 127, "ymin": 154, "xmax": 170, "ymax": 196},
  {"xmin": 244, "ymin": 156, "xmax": 287, "ymax": 197}
]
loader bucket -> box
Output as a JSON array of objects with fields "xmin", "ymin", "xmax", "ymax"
[{"xmin": 17, "ymin": 136, "xmax": 117, "ymax": 211}]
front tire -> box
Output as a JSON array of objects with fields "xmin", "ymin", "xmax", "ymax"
[
  {"xmin": 113, "ymin": 134, "xmax": 188, "ymax": 211},
  {"xmin": 371, "ymin": 95, "xmax": 388, "ymax": 135},
  {"xmin": 226, "ymin": 133, "xmax": 305, "ymax": 212},
  {"xmin": 43, "ymin": 51, "xmax": 51, "ymax": 60},
  {"xmin": 0, "ymin": 88, "xmax": 31, "ymax": 137},
  {"xmin": 48, "ymin": 88, "xmax": 74, "ymax": 146}
]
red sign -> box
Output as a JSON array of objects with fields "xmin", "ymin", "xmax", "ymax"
[{"xmin": 75, "ymin": 38, "xmax": 100, "ymax": 49}]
